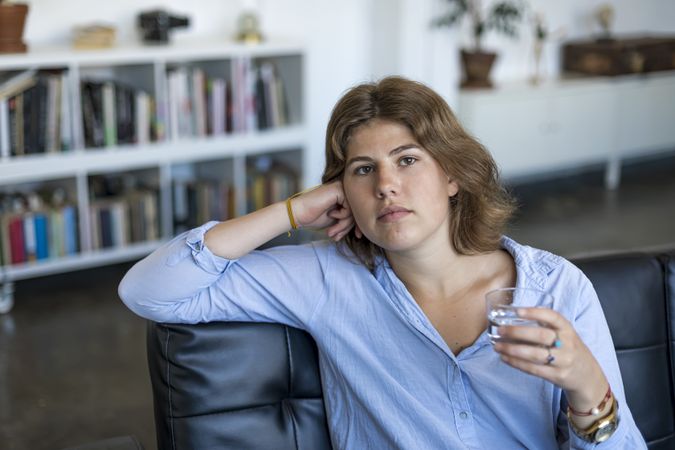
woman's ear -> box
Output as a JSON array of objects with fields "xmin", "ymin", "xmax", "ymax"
[
  {"xmin": 447, "ymin": 179, "xmax": 459, "ymax": 198},
  {"xmin": 355, "ymin": 224, "xmax": 363, "ymax": 239}
]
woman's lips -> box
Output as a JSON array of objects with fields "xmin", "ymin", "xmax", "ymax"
[{"xmin": 377, "ymin": 207, "xmax": 411, "ymax": 222}]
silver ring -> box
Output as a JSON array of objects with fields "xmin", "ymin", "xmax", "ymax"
[{"xmin": 545, "ymin": 347, "xmax": 555, "ymax": 365}]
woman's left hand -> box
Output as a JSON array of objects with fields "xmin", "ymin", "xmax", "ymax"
[{"xmin": 493, "ymin": 307, "xmax": 609, "ymax": 413}]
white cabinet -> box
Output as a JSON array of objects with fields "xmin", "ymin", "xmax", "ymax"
[
  {"xmin": 615, "ymin": 74, "xmax": 675, "ymax": 156},
  {"xmin": 458, "ymin": 73, "xmax": 675, "ymax": 185},
  {"xmin": 0, "ymin": 41, "xmax": 307, "ymax": 311}
]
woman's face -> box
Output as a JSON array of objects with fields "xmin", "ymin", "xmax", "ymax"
[{"xmin": 342, "ymin": 119, "xmax": 458, "ymax": 254}]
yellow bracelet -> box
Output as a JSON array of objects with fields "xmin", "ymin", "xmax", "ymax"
[
  {"xmin": 285, "ymin": 185, "xmax": 321, "ymax": 237},
  {"xmin": 286, "ymin": 193, "xmax": 301, "ymax": 231}
]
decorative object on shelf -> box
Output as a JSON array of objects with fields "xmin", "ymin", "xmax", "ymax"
[
  {"xmin": 528, "ymin": 12, "xmax": 565, "ymax": 85},
  {"xmin": 0, "ymin": 0, "xmax": 30, "ymax": 54},
  {"xmin": 594, "ymin": 3, "xmax": 615, "ymax": 42},
  {"xmin": 530, "ymin": 12, "xmax": 547, "ymax": 85},
  {"xmin": 563, "ymin": 4, "xmax": 675, "ymax": 77},
  {"xmin": 137, "ymin": 9, "xmax": 190, "ymax": 44},
  {"xmin": 236, "ymin": 10, "xmax": 264, "ymax": 44},
  {"xmin": 72, "ymin": 24, "xmax": 116, "ymax": 50},
  {"xmin": 562, "ymin": 35, "xmax": 675, "ymax": 76},
  {"xmin": 432, "ymin": 0, "xmax": 523, "ymax": 89}
]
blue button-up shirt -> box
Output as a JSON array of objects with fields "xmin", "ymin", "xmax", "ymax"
[{"xmin": 119, "ymin": 221, "xmax": 646, "ymax": 449}]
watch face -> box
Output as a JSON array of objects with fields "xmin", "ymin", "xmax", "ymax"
[{"xmin": 594, "ymin": 422, "xmax": 618, "ymax": 443}]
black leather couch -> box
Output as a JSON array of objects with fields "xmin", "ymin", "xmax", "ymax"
[{"xmin": 146, "ymin": 250, "xmax": 675, "ymax": 449}]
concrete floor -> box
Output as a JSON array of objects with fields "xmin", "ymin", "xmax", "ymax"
[{"xmin": 1, "ymin": 154, "xmax": 675, "ymax": 450}]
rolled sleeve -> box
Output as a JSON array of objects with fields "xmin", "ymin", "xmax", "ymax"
[{"xmin": 184, "ymin": 220, "xmax": 236, "ymax": 274}]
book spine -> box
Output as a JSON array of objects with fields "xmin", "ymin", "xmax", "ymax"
[
  {"xmin": 102, "ymin": 82, "xmax": 117, "ymax": 147},
  {"xmin": 60, "ymin": 72, "xmax": 72, "ymax": 151},
  {"xmin": 1, "ymin": 214, "xmax": 12, "ymax": 265},
  {"xmin": 34, "ymin": 212, "xmax": 49, "ymax": 260},
  {"xmin": 45, "ymin": 75, "xmax": 59, "ymax": 153},
  {"xmin": 23, "ymin": 212, "xmax": 36, "ymax": 261},
  {"xmin": 63, "ymin": 205, "xmax": 77, "ymax": 254},
  {"xmin": 9, "ymin": 215, "xmax": 26, "ymax": 264},
  {"xmin": 0, "ymin": 98, "xmax": 9, "ymax": 158}
]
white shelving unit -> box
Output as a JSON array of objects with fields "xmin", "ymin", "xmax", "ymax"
[
  {"xmin": 457, "ymin": 72, "xmax": 675, "ymax": 187},
  {"xmin": 0, "ymin": 40, "xmax": 308, "ymax": 312}
]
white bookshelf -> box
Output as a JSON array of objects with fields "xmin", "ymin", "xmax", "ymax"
[{"xmin": 0, "ymin": 41, "xmax": 308, "ymax": 312}]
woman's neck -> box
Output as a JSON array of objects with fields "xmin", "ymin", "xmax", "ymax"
[{"xmin": 387, "ymin": 244, "xmax": 475, "ymax": 299}]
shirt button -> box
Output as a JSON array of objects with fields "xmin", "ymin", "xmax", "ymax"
[{"xmin": 459, "ymin": 411, "xmax": 469, "ymax": 419}]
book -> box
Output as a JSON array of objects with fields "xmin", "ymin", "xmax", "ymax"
[
  {"xmin": 23, "ymin": 212, "xmax": 36, "ymax": 261},
  {"xmin": 60, "ymin": 72, "xmax": 72, "ymax": 151},
  {"xmin": 0, "ymin": 69, "xmax": 37, "ymax": 100},
  {"xmin": 102, "ymin": 81, "xmax": 117, "ymax": 147},
  {"xmin": 34, "ymin": 212, "xmax": 49, "ymax": 260},
  {"xmin": 135, "ymin": 91, "xmax": 150, "ymax": 144},
  {"xmin": 9, "ymin": 215, "xmax": 26, "ymax": 264},
  {"xmin": 192, "ymin": 67, "xmax": 207, "ymax": 137},
  {"xmin": 0, "ymin": 97, "xmax": 8, "ymax": 158},
  {"xmin": 49, "ymin": 207, "xmax": 64, "ymax": 257},
  {"xmin": 62, "ymin": 205, "xmax": 77, "ymax": 255}
]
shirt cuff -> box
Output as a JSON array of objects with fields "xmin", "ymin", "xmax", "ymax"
[{"xmin": 185, "ymin": 221, "xmax": 237, "ymax": 274}]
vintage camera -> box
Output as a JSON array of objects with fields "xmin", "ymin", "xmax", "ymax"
[{"xmin": 137, "ymin": 10, "xmax": 190, "ymax": 44}]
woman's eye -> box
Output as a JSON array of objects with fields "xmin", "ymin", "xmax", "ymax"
[
  {"xmin": 354, "ymin": 165, "xmax": 373, "ymax": 175},
  {"xmin": 400, "ymin": 156, "xmax": 417, "ymax": 166}
]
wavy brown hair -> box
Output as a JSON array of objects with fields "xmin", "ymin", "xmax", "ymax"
[{"xmin": 322, "ymin": 76, "xmax": 515, "ymax": 269}]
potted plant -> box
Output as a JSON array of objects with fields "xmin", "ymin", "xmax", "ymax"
[
  {"xmin": 0, "ymin": 0, "xmax": 30, "ymax": 54},
  {"xmin": 433, "ymin": 0, "xmax": 523, "ymax": 88}
]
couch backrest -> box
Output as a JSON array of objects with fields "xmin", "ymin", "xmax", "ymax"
[
  {"xmin": 146, "ymin": 321, "xmax": 331, "ymax": 450},
  {"xmin": 147, "ymin": 252, "xmax": 675, "ymax": 449},
  {"xmin": 574, "ymin": 252, "xmax": 675, "ymax": 449}
]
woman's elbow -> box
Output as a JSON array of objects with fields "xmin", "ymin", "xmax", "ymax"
[{"xmin": 118, "ymin": 271, "xmax": 150, "ymax": 319}]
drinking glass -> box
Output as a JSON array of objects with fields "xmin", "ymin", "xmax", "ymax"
[{"xmin": 486, "ymin": 287, "xmax": 555, "ymax": 344}]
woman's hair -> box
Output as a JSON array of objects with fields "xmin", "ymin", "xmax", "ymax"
[{"xmin": 322, "ymin": 76, "xmax": 515, "ymax": 269}]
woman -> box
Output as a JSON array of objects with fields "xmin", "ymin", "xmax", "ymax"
[{"xmin": 119, "ymin": 77, "xmax": 645, "ymax": 449}]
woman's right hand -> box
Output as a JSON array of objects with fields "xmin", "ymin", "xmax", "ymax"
[{"xmin": 290, "ymin": 181, "xmax": 356, "ymax": 241}]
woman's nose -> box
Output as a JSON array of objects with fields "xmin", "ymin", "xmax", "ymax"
[{"xmin": 376, "ymin": 167, "xmax": 399, "ymax": 198}]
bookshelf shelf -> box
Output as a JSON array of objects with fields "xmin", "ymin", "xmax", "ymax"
[
  {"xmin": 0, "ymin": 41, "xmax": 308, "ymax": 311},
  {"xmin": 0, "ymin": 125, "xmax": 306, "ymax": 184},
  {"xmin": 0, "ymin": 239, "xmax": 163, "ymax": 282}
]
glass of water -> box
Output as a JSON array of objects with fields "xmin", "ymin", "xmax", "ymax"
[{"xmin": 486, "ymin": 287, "xmax": 555, "ymax": 344}]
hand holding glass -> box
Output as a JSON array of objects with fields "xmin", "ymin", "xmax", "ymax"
[{"xmin": 486, "ymin": 287, "xmax": 555, "ymax": 344}]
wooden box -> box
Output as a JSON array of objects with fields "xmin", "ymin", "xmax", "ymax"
[{"xmin": 562, "ymin": 35, "xmax": 675, "ymax": 76}]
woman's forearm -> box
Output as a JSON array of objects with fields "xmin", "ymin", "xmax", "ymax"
[{"xmin": 204, "ymin": 201, "xmax": 291, "ymax": 259}]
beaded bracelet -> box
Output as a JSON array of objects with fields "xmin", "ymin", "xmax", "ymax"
[{"xmin": 567, "ymin": 385, "xmax": 612, "ymax": 417}]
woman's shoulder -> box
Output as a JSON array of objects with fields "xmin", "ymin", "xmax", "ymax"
[{"xmin": 501, "ymin": 236, "xmax": 587, "ymax": 284}]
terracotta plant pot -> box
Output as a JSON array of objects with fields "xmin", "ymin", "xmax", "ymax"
[
  {"xmin": 460, "ymin": 50, "xmax": 497, "ymax": 89},
  {"xmin": 0, "ymin": 3, "xmax": 29, "ymax": 54}
]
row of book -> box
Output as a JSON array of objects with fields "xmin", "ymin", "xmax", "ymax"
[
  {"xmin": 0, "ymin": 60, "xmax": 292, "ymax": 156},
  {"xmin": 0, "ymin": 70, "xmax": 73, "ymax": 157},
  {"xmin": 90, "ymin": 190, "xmax": 159, "ymax": 250},
  {"xmin": 246, "ymin": 161, "xmax": 299, "ymax": 213},
  {"xmin": 168, "ymin": 59, "xmax": 290, "ymax": 139},
  {"xmin": 0, "ymin": 158, "xmax": 298, "ymax": 265},
  {"xmin": 173, "ymin": 180, "xmax": 236, "ymax": 234},
  {"xmin": 81, "ymin": 80, "xmax": 159, "ymax": 149},
  {"xmin": 0, "ymin": 192, "xmax": 78, "ymax": 266}
]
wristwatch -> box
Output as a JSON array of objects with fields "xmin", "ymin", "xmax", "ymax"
[{"xmin": 567, "ymin": 396, "xmax": 620, "ymax": 443}]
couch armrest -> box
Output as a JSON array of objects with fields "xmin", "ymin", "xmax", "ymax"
[{"xmin": 146, "ymin": 321, "xmax": 332, "ymax": 449}]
